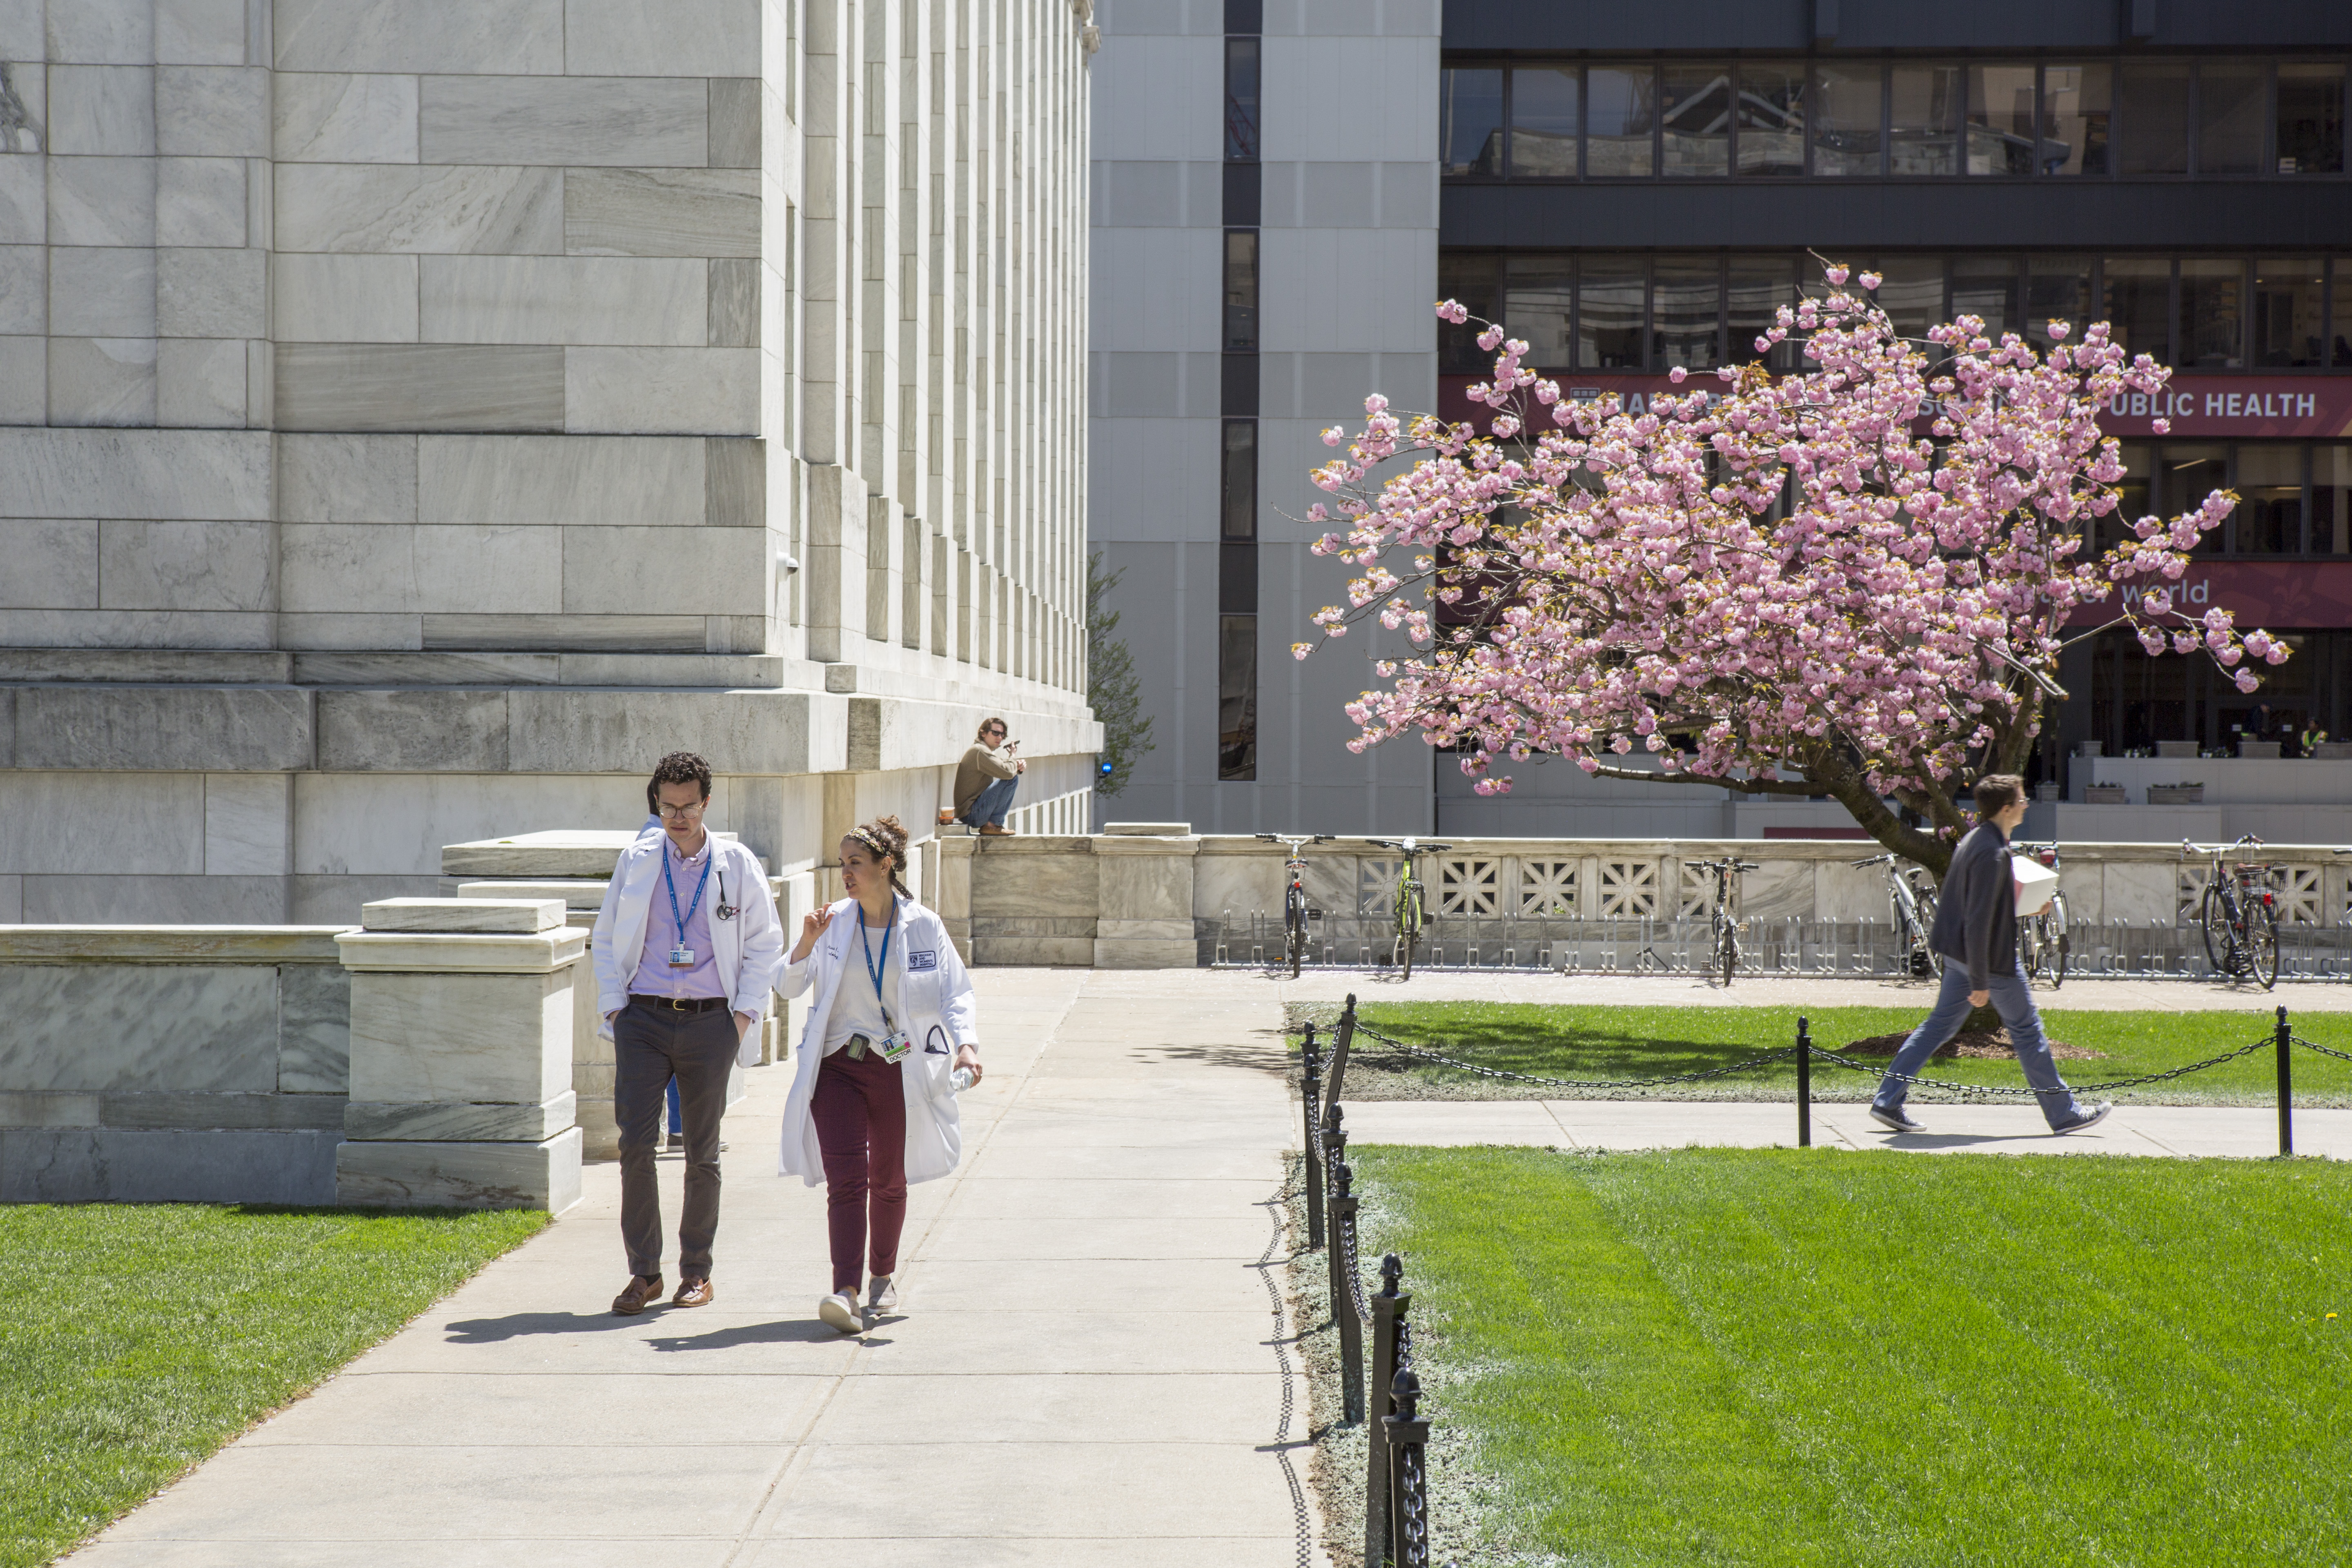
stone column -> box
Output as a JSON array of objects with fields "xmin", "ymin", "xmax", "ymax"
[
  {"xmin": 1093, "ymin": 824, "xmax": 1201, "ymax": 969},
  {"xmin": 334, "ymin": 899, "xmax": 584, "ymax": 1214},
  {"xmin": 935, "ymin": 828, "xmax": 976, "ymax": 962}
]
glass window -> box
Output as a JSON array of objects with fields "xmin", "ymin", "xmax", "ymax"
[
  {"xmin": 2040, "ymin": 64, "xmax": 2112, "ymax": 175},
  {"xmin": 1439, "ymin": 67, "xmax": 1504, "ymax": 176},
  {"xmin": 1653, "ymin": 258, "xmax": 1722, "ymax": 369},
  {"xmin": 2103, "ymin": 441, "xmax": 2153, "ymax": 558},
  {"xmin": 2236, "ymin": 445, "xmax": 2304, "ymax": 555},
  {"xmin": 1506, "ymin": 255, "xmax": 1575, "ymax": 368},
  {"xmin": 2163, "ymin": 445, "xmax": 2230, "ymax": 557},
  {"xmin": 1965, "ymin": 64, "xmax": 2037, "ymax": 176},
  {"xmin": 1660, "ymin": 63, "xmax": 1732, "ymax": 176},
  {"xmin": 1223, "ymin": 229, "xmax": 1258, "ymax": 352},
  {"xmin": 2102, "ymin": 258, "xmax": 2172, "ymax": 362},
  {"xmin": 1950, "ymin": 256, "xmax": 2020, "ymax": 340},
  {"xmin": 2316, "ymin": 445, "xmax": 2352, "ymax": 555},
  {"xmin": 2276, "ymin": 63, "xmax": 2346, "ymax": 174},
  {"xmin": 1577, "ymin": 258, "xmax": 1646, "ymax": 368},
  {"xmin": 1889, "ymin": 65, "xmax": 1959, "ymax": 176},
  {"xmin": 1727, "ymin": 257, "xmax": 1798, "ymax": 369},
  {"xmin": 2197, "ymin": 61, "xmax": 2265, "ymax": 176},
  {"xmin": 1221, "ymin": 420, "xmax": 1256, "ymax": 541},
  {"xmin": 1813, "ymin": 63, "xmax": 1883, "ymax": 176},
  {"xmin": 1735, "ymin": 62, "xmax": 1807, "ymax": 176},
  {"xmin": 1587, "ymin": 67, "xmax": 1657, "ymax": 176},
  {"xmin": 1437, "ymin": 253, "xmax": 1500, "ymax": 372},
  {"xmin": 1872, "ymin": 257, "xmax": 1945, "ymax": 348},
  {"xmin": 2178, "ymin": 258, "xmax": 2245, "ymax": 369},
  {"xmin": 1509, "ymin": 66, "xmax": 1580, "ymax": 178},
  {"xmin": 2252, "ymin": 258, "xmax": 2324, "ymax": 368},
  {"xmin": 2119, "ymin": 62, "xmax": 2190, "ymax": 174},
  {"xmin": 1217, "ymin": 615, "xmax": 1256, "ymax": 780},
  {"xmin": 1225, "ymin": 38, "xmax": 1260, "ymax": 161},
  {"xmin": 2026, "ymin": 255, "xmax": 2095, "ymax": 350}
]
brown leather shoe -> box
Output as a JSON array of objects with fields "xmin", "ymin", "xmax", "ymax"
[
  {"xmin": 673, "ymin": 1276, "xmax": 715, "ymax": 1308},
  {"xmin": 979, "ymin": 824, "xmax": 1012, "ymax": 836},
  {"xmin": 610, "ymin": 1274, "xmax": 664, "ymax": 1315}
]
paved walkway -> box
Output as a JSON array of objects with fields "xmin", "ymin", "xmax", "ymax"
[
  {"xmin": 70, "ymin": 971, "xmax": 1311, "ymax": 1568},
  {"xmin": 1338, "ymin": 1098, "xmax": 2352, "ymax": 1158}
]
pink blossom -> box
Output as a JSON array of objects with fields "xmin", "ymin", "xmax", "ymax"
[{"xmin": 1669, "ymin": 366, "xmax": 1687, "ymax": 384}]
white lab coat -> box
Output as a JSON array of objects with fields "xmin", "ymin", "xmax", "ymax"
[
  {"xmin": 589, "ymin": 833, "xmax": 786, "ymax": 1069},
  {"xmin": 775, "ymin": 896, "xmax": 976, "ymax": 1187}
]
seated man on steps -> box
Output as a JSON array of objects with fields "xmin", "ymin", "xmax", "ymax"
[{"xmin": 951, "ymin": 717, "xmax": 1024, "ymax": 836}]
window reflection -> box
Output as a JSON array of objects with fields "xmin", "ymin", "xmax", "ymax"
[
  {"xmin": 1437, "ymin": 253, "xmax": 1499, "ymax": 372},
  {"xmin": 1439, "ymin": 67, "xmax": 1503, "ymax": 176},
  {"xmin": 1220, "ymin": 420, "xmax": 1257, "ymax": 542},
  {"xmin": 1813, "ymin": 64, "xmax": 1882, "ymax": 175},
  {"xmin": 1577, "ymin": 258, "xmax": 1646, "ymax": 368},
  {"xmin": 1872, "ymin": 258, "xmax": 1944, "ymax": 347},
  {"xmin": 2118, "ymin": 62, "xmax": 2189, "ymax": 174},
  {"xmin": 2277, "ymin": 63, "xmax": 2347, "ymax": 175},
  {"xmin": 1510, "ymin": 66, "xmax": 1579, "ymax": 178},
  {"xmin": 1587, "ymin": 67, "xmax": 1657, "ymax": 176},
  {"xmin": 2177, "ymin": 259, "xmax": 2245, "ymax": 369},
  {"xmin": 1506, "ymin": 254, "xmax": 1575, "ymax": 368},
  {"xmin": 1660, "ymin": 63, "xmax": 1731, "ymax": 177},
  {"xmin": 2026, "ymin": 256, "xmax": 2095, "ymax": 351},
  {"xmin": 1735, "ymin": 62, "xmax": 1806, "ymax": 176},
  {"xmin": 2197, "ymin": 61, "xmax": 2266, "ymax": 176},
  {"xmin": 2101, "ymin": 258, "xmax": 2171, "ymax": 362},
  {"xmin": 2040, "ymin": 65, "xmax": 2111, "ymax": 175},
  {"xmin": 1223, "ymin": 229, "xmax": 1258, "ymax": 352},
  {"xmin": 1950, "ymin": 256, "xmax": 2021, "ymax": 340},
  {"xmin": 1727, "ymin": 258, "xmax": 1799, "ymax": 369},
  {"xmin": 2317, "ymin": 446, "xmax": 2352, "ymax": 555},
  {"xmin": 1225, "ymin": 38, "xmax": 1260, "ymax": 161},
  {"xmin": 2253, "ymin": 258, "xmax": 2324, "ymax": 367},
  {"xmin": 1889, "ymin": 65, "xmax": 1959, "ymax": 176},
  {"xmin": 2236, "ymin": 445, "xmax": 2304, "ymax": 555},
  {"xmin": 2167, "ymin": 445, "xmax": 2229, "ymax": 557},
  {"xmin": 1653, "ymin": 260, "xmax": 1722, "ymax": 368},
  {"xmin": 1217, "ymin": 615, "xmax": 1256, "ymax": 780},
  {"xmin": 1965, "ymin": 64, "xmax": 2036, "ymax": 176}
]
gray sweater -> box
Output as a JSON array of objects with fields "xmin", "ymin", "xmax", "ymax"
[{"xmin": 1927, "ymin": 822, "xmax": 2015, "ymax": 990}]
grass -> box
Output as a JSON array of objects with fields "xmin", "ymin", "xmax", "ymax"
[
  {"xmin": 1347, "ymin": 1145, "xmax": 2352, "ymax": 1567},
  {"xmin": 1294, "ymin": 1000, "xmax": 2352, "ymax": 1105},
  {"xmin": 0, "ymin": 1204, "xmax": 546, "ymax": 1568}
]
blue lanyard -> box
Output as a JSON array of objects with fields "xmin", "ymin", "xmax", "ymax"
[
  {"xmin": 858, "ymin": 904, "xmax": 895, "ymax": 1021},
  {"xmin": 662, "ymin": 844, "xmax": 715, "ymax": 935}
]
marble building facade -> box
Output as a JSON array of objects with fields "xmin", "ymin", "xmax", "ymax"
[{"xmin": 0, "ymin": 0, "xmax": 1102, "ymax": 922}]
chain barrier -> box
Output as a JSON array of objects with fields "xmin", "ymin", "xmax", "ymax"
[
  {"xmin": 2294, "ymin": 1035, "xmax": 2352, "ymax": 1064},
  {"xmin": 1809, "ymin": 1036, "xmax": 2283, "ymax": 1098}
]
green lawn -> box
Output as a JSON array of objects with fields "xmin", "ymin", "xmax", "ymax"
[
  {"xmin": 1297, "ymin": 1000, "xmax": 2352, "ymax": 1105},
  {"xmin": 1349, "ymin": 1145, "xmax": 2352, "ymax": 1567},
  {"xmin": 0, "ymin": 1204, "xmax": 545, "ymax": 1568}
]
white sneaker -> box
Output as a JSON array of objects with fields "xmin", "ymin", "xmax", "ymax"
[
  {"xmin": 866, "ymin": 1275, "xmax": 898, "ymax": 1316},
  {"xmin": 817, "ymin": 1292, "xmax": 862, "ymax": 1333}
]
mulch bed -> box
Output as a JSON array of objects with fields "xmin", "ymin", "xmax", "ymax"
[{"xmin": 1840, "ymin": 1027, "xmax": 2107, "ymax": 1062}]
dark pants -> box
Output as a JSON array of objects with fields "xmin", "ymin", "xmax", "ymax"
[
  {"xmin": 958, "ymin": 774, "xmax": 1018, "ymax": 829},
  {"xmin": 812, "ymin": 1046, "xmax": 908, "ymax": 1294},
  {"xmin": 615, "ymin": 1000, "xmax": 737, "ymax": 1279}
]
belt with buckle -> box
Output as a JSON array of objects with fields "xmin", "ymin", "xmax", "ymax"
[{"xmin": 629, "ymin": 993, "xmax": 728, "ymax": 1013}]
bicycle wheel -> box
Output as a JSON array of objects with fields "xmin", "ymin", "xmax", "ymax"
[
  {"xmin": 2046, "ymin": 893, "xmax": 2069, "ymax": 988},
  {"xmin": 2200, "ymin": 884, "xmax": 2236, "ymax": 975},
  {"xmin": 2248, "ymin": 900, "xmax": 2280, "ymax": 990},
  {"xmin": 1715, "ymin": 910, "xmax": 1737, "ymax": 986},
  {"xmin": 1914, "ymin": 888, "xmax": 1943, "ymax": 977},
  {"xmin": 2018, "ymin": 917, "xmax": 2042, "ymax": 987},
  {"xmin": 1285, "ymin": 885, "xmax": 1306, "ymax": 978},
  {"xmin": 1398, "ymin": 882, "xmax": 1421, "ymax": 980}
]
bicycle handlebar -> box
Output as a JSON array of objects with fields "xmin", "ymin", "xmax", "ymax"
[
  {"xmin": 1364, "ymin": 839, "xmax": 1452, "ymax": 853},
  {"xmin": 1851, "ymin": 853, "xmax": 1893, "ymax": 868},
  {"xmin": 1255, "ymin": 833, "xmax": 1334, "ymax": 846}
]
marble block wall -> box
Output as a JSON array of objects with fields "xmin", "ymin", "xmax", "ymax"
[{"xmin": 0, "ymin": 923, "xmax": 350, "ymax": 1202}]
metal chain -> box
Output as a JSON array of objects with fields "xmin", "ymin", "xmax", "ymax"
[
  {"xmin": 2294, "ymin": 1034, "xmax": 2352, "ymax": 1064},
  {"xmin": 1807, "ymin": 1036, "xmax": 2280, "ymax": 1097},
  {"xmin": 1356, "ymin": 1023, "xmax": 1801, "ymax": 1090},
  {"xmin": 1255, "ymin": 1176, "xmax": 1315, "ymax": 1568},
  {"xmin": 1338, "ymin": 1203, "xmax": 1372, "ymax": 1323}
]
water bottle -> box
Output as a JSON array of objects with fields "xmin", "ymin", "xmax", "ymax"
[{"xmin": 950, "ymin": 1065, "xmax": 977, "ymax": 1092}]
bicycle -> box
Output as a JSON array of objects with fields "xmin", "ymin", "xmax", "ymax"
[
  {"xmin": 1685, "ymin": 856, "xmax": 1759, "ymax": 986},
  {"xmin": 2011, "ymin": 840, "xmax": 2070, "ymax": 988},
  {"xmin": 2183, "ymin": 836, "xmax": 2281, "ymax": 989},
  {"xmin": 1365, "ymin": 837, "xmax": 1451, "ymax": 979},
  {"xmin": 1853, "ymin": 852, "xmax": 1942, "ymax": 978},
  {"xmin": 1255, "ymin": 833, "xmax": 1333, "ymax": 977}
]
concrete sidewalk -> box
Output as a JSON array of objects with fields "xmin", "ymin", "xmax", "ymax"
[
  {"xmin": 69, "ymin": 972, "xmax": 1311, "ymax": 1568},
  {"xmin": 1337, "ymin": 1097, "xmax": 2352, "ymax": 1158}
]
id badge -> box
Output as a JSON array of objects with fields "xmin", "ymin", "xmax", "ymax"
[
  {"xmin": 668, "ymin": 944, "xmax": 695, "ymax": 968},
  {"xmin": 876, "ymin": 1026, "xmax": 911, "ymax": 1064}
]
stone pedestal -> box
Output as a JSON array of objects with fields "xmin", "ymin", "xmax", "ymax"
[
  {"xmin": 333, "ymin": 899, "xmax": 585, "ymax": 1214},
  {"xmin": 1093, "ymin": 825, "xmax": 1201, "ymax": 969}
]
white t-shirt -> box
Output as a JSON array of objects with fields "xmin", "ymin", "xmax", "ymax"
[{"xmin": 823, "ymin": 904, "xmax": 905, "ymax": 1056}]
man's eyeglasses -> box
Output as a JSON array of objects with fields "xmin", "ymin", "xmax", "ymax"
[{"xmin": 656, "ymin": 801, "xmax": 705, "ymax": 819}]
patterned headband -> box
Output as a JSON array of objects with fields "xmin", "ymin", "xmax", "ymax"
[{"xmin": 849, "ymin": 826, "xmax": 893, "ymax": 860}]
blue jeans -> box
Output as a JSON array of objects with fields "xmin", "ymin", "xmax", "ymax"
[
  {"xmin": 1874, "ymin": 960, "xmax": 2086, "ymax": 1129},
  {"xmin": 960, "ymin": 774, "xmax": 1018, "ymax": 829}
]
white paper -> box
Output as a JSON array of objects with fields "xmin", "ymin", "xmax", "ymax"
[{"xmin": 2012, "ymin": 856, "xmax": 2059, "ymax": 916}]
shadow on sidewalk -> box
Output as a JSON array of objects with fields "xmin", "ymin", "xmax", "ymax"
[
  {"xmin": 440, "ymin": 1311, "xmax": 648, "ymax": 1343},
  {"xmin": 646, "ymin": 1319, "xmax": 883, "ymax": 1352}
]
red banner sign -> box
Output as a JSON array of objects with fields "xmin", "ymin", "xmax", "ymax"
[
  {"xmin": 1437, "ymin": 373, "xmax": 2352, "ymax": 439},
  {"xmin": 2070, "ymin": 560, "xmax": 2352, "ymax": 630}
]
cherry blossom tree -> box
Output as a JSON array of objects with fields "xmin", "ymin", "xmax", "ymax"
[{"xmin": 1293, "ymin": 263, "xmax": 2282, "ymax": 876}]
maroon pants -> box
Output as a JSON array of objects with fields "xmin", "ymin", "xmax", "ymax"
[{"xmin": 811, "ymin": 1046, "xmax": 907, "ymax": 1294}]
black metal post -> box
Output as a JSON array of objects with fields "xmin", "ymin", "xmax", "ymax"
[
  {"xmin": 1387, "ymin": 1365, "xmax": 1432, "ymax": 1568},
  {"xmin": 1322, "ymin": 1107, "xmax": 1349, "ymax": 1325},
  {"xmin": 2276, "ymin": 1004, "xmax": 2294, "ymax": 1157},
  {"xmin": 1323, "ymin": 992, "xmax": 1358, "ymax": 1128},
  {"xmin": 1302, "ymin": 1021, "xmax": 1325, "ymax": 1248},
  {"xmin": 1365, "ymin": 1253, "xmax": 1407, "ymax": 1567},
  {"xmin": 1332, "ymin": 1164, "xmax": 1364, "ymax": 1423},
  {"xmin": 1796, "ymin": 1015, "xmax": 1812, "ymax": 1148}
]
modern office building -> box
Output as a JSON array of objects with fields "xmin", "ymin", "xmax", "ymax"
[
  {"xmin": 1091, "ymin": 0, "xmax": 2352, "ymax": 837},
  {"xmin": 0, "ymin": 0, "xmax": 1100, "ymax": 922}
]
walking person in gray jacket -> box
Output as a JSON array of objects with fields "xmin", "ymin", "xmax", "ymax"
[{"xmin": 1871, "ymin": 774, "xmax": 2111, "ymax": 1136}]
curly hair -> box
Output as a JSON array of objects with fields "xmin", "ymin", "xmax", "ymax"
[
  {"xmin": 646, "ymin": 751, "xmax": 713, "ymax": 815},
  {"xmin": 844, "ymin": 814, "xmax": 913, "ymax": 899}
]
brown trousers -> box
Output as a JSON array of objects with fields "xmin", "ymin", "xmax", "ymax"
[{"xmin": 614, "ymin": 999, "xmax": 737, "ymax": 1279}]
